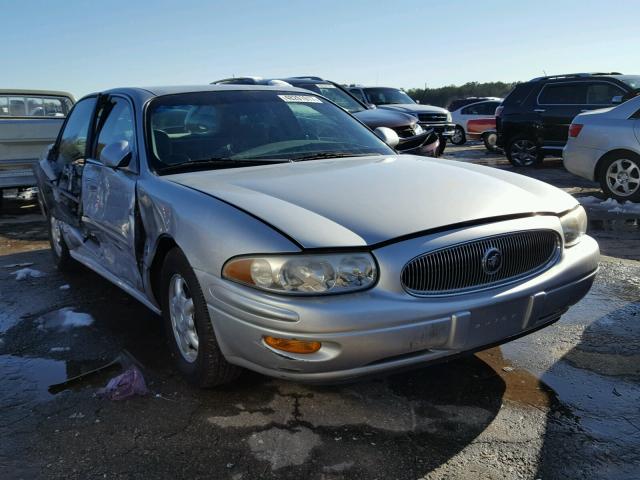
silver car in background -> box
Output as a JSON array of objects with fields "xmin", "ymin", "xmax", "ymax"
[
  {"xmin": 36, "ymin": 85, "xmax": 599, "ymax": 387},
  {"xmin": 564, "ymin": 94, "xmax": 640, "ymax": 202},
  {"xmin": 0, "ymin": 90, "xmax": 74, "ymax": 197}
]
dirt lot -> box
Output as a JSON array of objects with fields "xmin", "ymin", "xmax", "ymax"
[{"xmin": 1, "ymin": 145, "xmax": 639, "ymax": 479}]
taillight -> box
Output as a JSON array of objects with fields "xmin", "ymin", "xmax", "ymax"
[
  {"xmin": 495, "ymin": 106, "xmax": 504, "ymax": 117},
  {"xmin": 569, "ymin": 124, "xmax": 583, "ymax": 138}
]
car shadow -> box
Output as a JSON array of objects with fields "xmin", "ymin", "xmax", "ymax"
[{"xmin": 533, "ymin": 300, "xmax": 640, "ymax": 479}]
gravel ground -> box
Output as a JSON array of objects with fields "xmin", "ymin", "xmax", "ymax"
[{"xmin": 1, "ymin": 145, "xmax": 638, "ymax": 479}]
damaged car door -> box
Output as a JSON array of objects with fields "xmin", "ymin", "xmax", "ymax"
[{"xmin": 80, "ymin": 95, "xmax": 143, "ymax": 290}]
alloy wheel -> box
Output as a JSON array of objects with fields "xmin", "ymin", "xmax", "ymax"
[
  {"xmin": 510, "ymin": 139, "xmax": 538, "ymax": 166},
  {"xmin": 451, "ymin": 127, "xmax": 465, "ymax": 145},
  {"xmin": 169, "ymin": 274, "xmax": 199, "ymax": 363},
  {"xmin": 605, "ymin": 158, "xmax": 640, "ymax": 197},
  {"xmin": 50, "ymin": 216, "xmax": 63, "ymax": 257}
]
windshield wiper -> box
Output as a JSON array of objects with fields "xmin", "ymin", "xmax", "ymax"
[
  {"xmin": 158, "ymin": 157, "xmax": 290, "ymax": 174},
  {"xmin": 291, "ymin": 152, "xmax": 379, "ymax": 162}
]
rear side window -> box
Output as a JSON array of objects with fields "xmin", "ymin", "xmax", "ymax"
[
  {"xmin": 0, "ymin": 94, "xmax": 73, "ymax": 117},
  {"xmin": 586, "ymin": 82, "xmax": 625, "ymax": 105},
  {"xmin": 462, "ymin": 102, "xmax": 499, "ymax": 115},
  {"xmin": 503, "ymin": 84, "xmax": 534, "ymax": 107},
  {"xmin": 538, "ymin": 83, "xmax": 587, "ymax": 105},
  {"xmin": 56, "ymin": 97, "xmax": 97, "ymax": 166}
]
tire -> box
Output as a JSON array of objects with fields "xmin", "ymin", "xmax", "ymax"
[
  {"xmin": 506, "ymin": 136, "xmax": 543, "ymax": 167},
  {"xmin": 160, "ymin": 247, "xmax": 242, "ymax": 387},
  {"xmin": 436, "ymin": 135, "xmax": 447, "ymax": 156},
  {"xmin": 483, "ymin": 132, "xmax": 498, "ymax": 152},
  {"xmin": 598, "ymin": 152, "xmax": 640, "ymax": 202},
  {"xmin": 47, "ymin": 214, "xmax": 77, "ymax": 271},
  {"xmin": 450, "ymin": 126, "xmax": 466, "ymax": 145}
]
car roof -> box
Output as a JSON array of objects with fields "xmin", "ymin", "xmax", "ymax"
[
  {"xmin": 0, "ymin": 89, "xmax": 75, "ymax": 99},
  {"xmin": 81, "ymin": 84, "xmax": 317, "ymax": 105},
  {"xmin": 106, "ymin": 84, "xmax": 312, "ymax": 96},
  {"xmin": 529, "ymin": 72, "xmax": 624, "ymax": 82}
]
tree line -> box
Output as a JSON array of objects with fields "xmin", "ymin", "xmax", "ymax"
[{"xmin": 406, "ymin": 81, "xmax": 518, "ymax": 108}]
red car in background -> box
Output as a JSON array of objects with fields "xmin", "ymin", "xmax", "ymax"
[{"xmin": 467, "ymin": 117, "xmax": 499, "ymax": 152}]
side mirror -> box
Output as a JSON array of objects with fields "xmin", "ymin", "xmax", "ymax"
[
  {"xmin": 374, "ymin": 127, "xmax": 399, "ymax": 148},
  {"xmin": 100, "ymin": 141, "xmax": 131, "ymax": 169},
  {"xmin": 416, "ymin": 100, "xmax": 421, "ymax": 104},
  {"xmin": 612, "ymin": 95, "xmax": 623, "ymax": 104},
  {"xmin": 366, "ymin": 103, "xmax": 377, "ymax": 109}
]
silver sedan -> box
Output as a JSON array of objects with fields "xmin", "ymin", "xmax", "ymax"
[
  {"xmin": 564, "ymin": 94, "xmax": 640, "ymax": 202},
  {"xmin": 36, "ymin": 85, "xmax": 599, "ymax": 386}
]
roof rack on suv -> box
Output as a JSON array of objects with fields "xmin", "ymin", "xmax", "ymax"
[
  {"xmin": 529, "ymin": 72, "xmax": 623, "ymax": 82},
  {"xmin": 211, "ymin": 77, "xmax": 263, "ymax": 85},
  {"xmin": 288, "ymin": 76, "xmax": 325, "ymax": 81}
]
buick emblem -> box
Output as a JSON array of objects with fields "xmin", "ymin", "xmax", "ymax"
[{"xmin": 482, "ymin": 247, "xmax": 503, "ymax": 275}]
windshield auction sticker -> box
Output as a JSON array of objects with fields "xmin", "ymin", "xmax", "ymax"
[
  {"xmin": 316, "ymin": 84, "xmax": 336, "ymax": 89},
  {"xmin": 278, "ymin": 95, "xmax": 322, "ymax": 103}
]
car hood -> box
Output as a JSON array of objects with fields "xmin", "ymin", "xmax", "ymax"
[
  {"xmin": 379, "ymin": 104, "xmax": 449, "ymax": 115},
  {"xmin": 352, "ymin": 109, "xmax": 417, "ymax": 129},
  {"xmin": 166, "ymin": 155, "xmax": 576, "ymax": 248}
]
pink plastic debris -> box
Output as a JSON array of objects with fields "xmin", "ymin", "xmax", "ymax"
[{"xmin": 98, "ymin": 366, "xmax": 149, "ymax": 400}]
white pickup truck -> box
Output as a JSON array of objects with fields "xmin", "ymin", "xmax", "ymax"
[{"xmin": 0, "ymin": 89, "xmax": 74, "ymax": 202}]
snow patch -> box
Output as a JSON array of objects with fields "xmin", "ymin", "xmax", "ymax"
[
  {"xmin": 12, "ymin": 268, "xmax": 46, "ymax": 281},
  {"xmin": 578, "ymin": 196, "xmax": 640, "ymax": 214},
  {"xmin": 50, "ymin": 346, "xmax": 71, "ymax": 353},
  {"xmin": 37, "ymin": 308, "xmax": 94, "ymax": 331}
]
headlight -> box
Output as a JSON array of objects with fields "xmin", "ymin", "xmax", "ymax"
[
  {"xmin": 222, "ymin": 253, "xmax": 378, "ymax": 295},
  {"xmin": 413, "ymin": 123, "xmax": 424, "ymax": 135},
  {"xmin": 560, "ymin": 206, "xmax": 587, "ymax": 247}
]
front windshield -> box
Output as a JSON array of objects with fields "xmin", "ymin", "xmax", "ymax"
[
  {"xmin": 296, "ymin": 83, "xmax": 365, "ymax": 113},
  {"xmin": 147, "ymin": 90, "xmax": 393, "ymax": 173},
  {"xmin": 616, "ymin": 75, "xmax": 640, "ymax": 90},
  {"xmin": 365, "ymin": 88, "xmax": 415, "ymax": 105}
]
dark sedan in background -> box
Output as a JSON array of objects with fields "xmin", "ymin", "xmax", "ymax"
[{"xmin": 213, "ymin": 76, "xmax": 440, "ymax": 156}]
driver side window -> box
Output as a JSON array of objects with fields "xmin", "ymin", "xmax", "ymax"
[
  {"xmin": 55, "ymin": 97, "xmax": 97, "ymax": 166},
  {"xmin": 94, "ymin": 97, "xmax": 135, "ymax": 161}
]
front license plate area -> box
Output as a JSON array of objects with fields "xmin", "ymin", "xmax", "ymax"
[{"xmin": 467, "ymin": 298, "xmax": 529, "ymax": 348}]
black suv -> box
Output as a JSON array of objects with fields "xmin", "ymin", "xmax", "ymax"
[{"xmin": 496, "ymin": 73, "xmax": 640, "ymax": 166}]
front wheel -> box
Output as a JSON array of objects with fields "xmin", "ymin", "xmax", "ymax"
[
  {"xmin": 160, "ymin": 248, "xmax": 242, "ymax": 387},
  {"xmin": 450, "ymin": 126, "xmax": 466, "ymax": 145},
  {"xmin": 506, "ymin": 137, "xmax": 543, "ymax": 167},
  {"xmin": 598, "ymin": 153, "xmax": 640, "ymax": 202},
  {"xmin": 48, "ymin": 214, "xmax": 76, "ymax": 271},
  {"xmin": 436, "ymin": 135, "xmax": 447, "ymax": 156}
]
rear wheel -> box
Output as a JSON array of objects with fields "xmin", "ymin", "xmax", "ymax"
[
  {"xmin": 450, "ymin": 126, "xmax": 466, "ymax": 145},
  {"xmin": 506, "ymin": 136, "xmax": 543, "ymax": 167},
  {"xmin": 483, "ymin": 132, "xmax": 498, "ymax": 152},
  {"xmin": 160, "ymin": 248, "xmax": 241, "ymax": 387},
  {"xmin": 48, "ymin": 215, "xmax": 76, "ymax": 271},
  {"xmin": 598, "ymin": 153, "xmax": 640, "ymax": 202}
]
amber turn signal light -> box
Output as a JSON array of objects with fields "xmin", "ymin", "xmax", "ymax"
[{"xmin": 264, "ymin": 336, "xmax": 321, "ymax": 354}]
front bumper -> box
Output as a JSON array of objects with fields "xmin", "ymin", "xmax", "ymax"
[
  {"xmin": 196, "ymin": 219, "xmax": 599, "ymax": 383},
  {"xmin": 419, "ymin": 122, "xmax": 455, "ymax": 138}
]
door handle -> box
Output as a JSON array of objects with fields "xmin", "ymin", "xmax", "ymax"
[{"xmin": 534, "ymin": 109, "xmax": 546, "ymax": 113}]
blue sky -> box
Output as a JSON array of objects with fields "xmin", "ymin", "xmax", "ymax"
[{"xmin": 2, "ymin": 0, "xmax": 638, "ymax": 98}]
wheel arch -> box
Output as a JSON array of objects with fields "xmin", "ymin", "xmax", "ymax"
[
  {"xmin": 148, "ymin": 234, "xmax": 180, "ymax": 306},
  {"xmin": 595, "ymin": 148, "xmax": 640, "ymax": 182}
]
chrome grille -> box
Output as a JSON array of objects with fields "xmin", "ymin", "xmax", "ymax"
[
  {"xmin": 418, "ymin": 113, "xmax": 448, "ymax": 123},
  {"xmin": 401, "ymin": 230, "xmax": 560, "ymax": 296}
]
